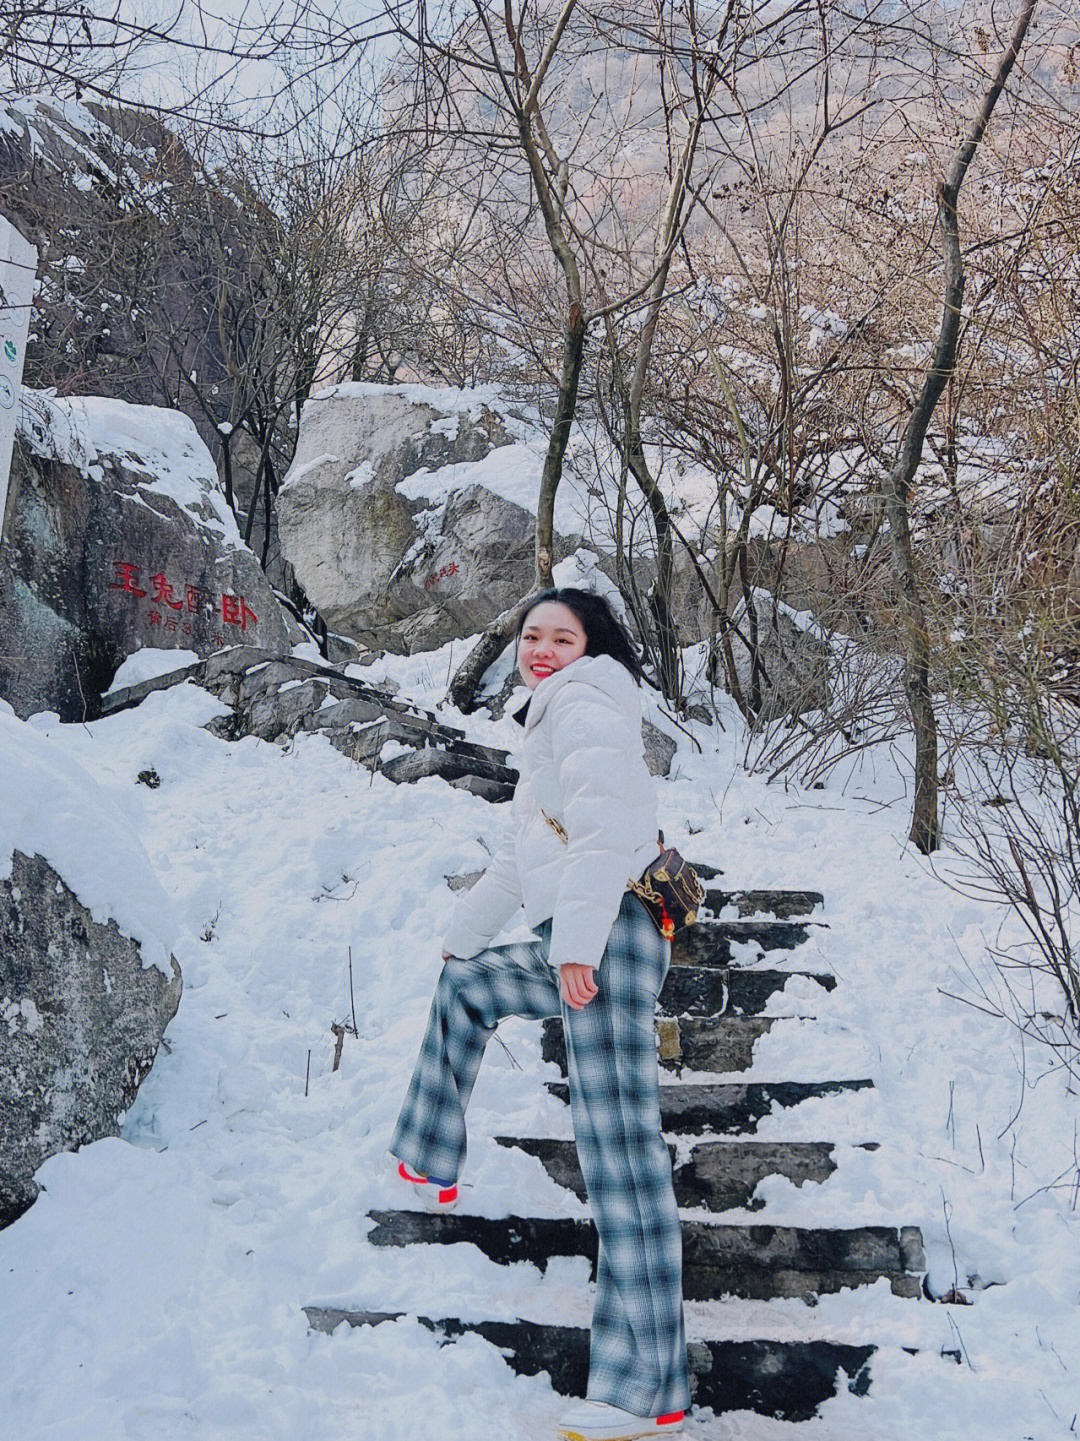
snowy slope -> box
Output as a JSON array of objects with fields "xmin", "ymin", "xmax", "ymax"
[{"xmin": 0, "ymin": 642, "xmax": 1077, "ymax": 1441}]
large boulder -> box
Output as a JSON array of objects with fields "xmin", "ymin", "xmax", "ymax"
[
  {"xmin": 277, "ymin": 384, "xmax": 578, "ymax": 652},
  {"xmin": 0, "ymin": 852, "xmax": 182, "ymax": 1226},
  {"xmin": 711, "ymin": 591, "xmax": 831, "ymax": 721},
  {"xmin": 0, "ymin": 706, "xmax": 181, "ymax": 1227},
  {"xmin": 0, "ymin": 389, "xmax": 292, "ymax": 720}
]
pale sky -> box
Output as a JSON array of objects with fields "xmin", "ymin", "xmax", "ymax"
[{"xmin": 4, "ymin": 0, "xmax": 397, "ymax": 138}]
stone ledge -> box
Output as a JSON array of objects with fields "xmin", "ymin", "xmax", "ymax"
[
  {"xmin": 303, "ymin": 1310, "xmax": 888, "ymax": 1419},
  {"xmin": 99, "ymin": 645, "xmax": 518, "ymax": 801},
  {"xmin": 364, "ymin": 1210, "xmax": 925, "ymax": 1301}
]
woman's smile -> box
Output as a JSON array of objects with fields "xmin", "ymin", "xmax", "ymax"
[{"xmin": 518, "ymin": 600, "xmax": 589, "ymax": 689}]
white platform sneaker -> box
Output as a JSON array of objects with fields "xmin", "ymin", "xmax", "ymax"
[
  {"xmin": 555, "ymin": 1400, "xmax": 685, "ymax": 1441},
  {"xmin": 384, "ymin": 1151, "xmax": 459, "ymax": 1211}
]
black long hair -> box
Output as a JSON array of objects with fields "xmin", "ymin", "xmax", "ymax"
[{"xmin": 515, "ymin": 587, "xmax": 644, "ymax": 684}]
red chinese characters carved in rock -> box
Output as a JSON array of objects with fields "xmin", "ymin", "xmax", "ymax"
[
  {"xmin": 109, "ymin": 561, "xmax": 258, "ymax": 638},
  {"xmin": 150, "ymin": 573, "xmax": 183, "ymax": 611},
  {"xmin": 221, "ymin": 593, "xmax": 258, "ymax": 631},
  {"xmin": 423, "ymin": 560, "xmax": 460, "ymax": 590},
  {"xmin": 109, "ymin": 561, "xmax": 147, "ymax": 597}
]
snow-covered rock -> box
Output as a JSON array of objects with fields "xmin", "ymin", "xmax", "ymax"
[
  {"xmin": 0, "ymin": 389, "xmax": 292, "ymax": 720},
  {"xmin": 277, "ymin": 384, "xmax": 579, "ymax": 652},
  {"xmin": 0, "ymin": 705, "xmax": 181, "ymax": 1227}
]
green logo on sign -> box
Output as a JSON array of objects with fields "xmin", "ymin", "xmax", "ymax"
[{"xmin": 3, "ymin": 340, "xmax": 15, "ymax": 363}]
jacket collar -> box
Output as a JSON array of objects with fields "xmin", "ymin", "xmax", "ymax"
[{"xmin": 520, "ymin": 653, "xmax": 636, "ymax": 732}]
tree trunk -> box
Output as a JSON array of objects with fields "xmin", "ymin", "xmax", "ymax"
[
  {"xmin": 221, "ymin": 433, "xmax": 235, "ymax": 515},
  {"xmin": 536, "ymin": 300, "xmax": 586, "ymax": 586},
  {"xmin": 882, "ymin": 0, "xmax": 1037, "ymax": 854},
  {"xmin": 447, "ymin": 597, "xmax": 535, "ymax": 714},
  {"xmin": 625, "ymin": 437, "xmax": 681, "ymax": 703}
]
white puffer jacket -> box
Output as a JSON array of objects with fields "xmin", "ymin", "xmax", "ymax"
[{"xmin": 441, "ymin": 653, "xmax": 661, "ymax": 972}]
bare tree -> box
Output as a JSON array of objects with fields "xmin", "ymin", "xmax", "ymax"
[
  {"xmin": 881, "ymin": 0, "xmax": 1039, "ymax": 853},
  {"xmin": 0, "ymin": 1, "xmax": 390, "ymax": 137}
]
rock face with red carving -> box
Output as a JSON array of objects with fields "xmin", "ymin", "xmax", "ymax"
[
  {"xmin": 0, "ymin": 389, "xmax": 293, "ymax": 720},
  {"xmin": 276, "ymin": 384, "xmax": 578, "ymax": 653}
]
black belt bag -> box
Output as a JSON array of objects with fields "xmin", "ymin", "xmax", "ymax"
[{"xmin": 540, "ymin": 811, "xmax": 705, "ymax": 941}]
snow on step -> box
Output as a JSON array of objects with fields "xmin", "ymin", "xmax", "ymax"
[
  {"xmin": 701, "ymin": 887, "xmax": 823, "ymax": 920},
  {"xmin": 658, "ymin": 965, "xmax": 835, "ymax": 1017},
  {"xmin": 674, "ymin": 918, "xmax": 829, "ymax": 968},
  {"xmin": 542, "ymin": 1014, "xmax": 876, "ymax": 1078},
  {"xmin": 546, "ymin": 1077, "xmax": 875, "ymax": 1136}
]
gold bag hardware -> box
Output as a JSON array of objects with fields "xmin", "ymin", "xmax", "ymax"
[{"xmin": 540, "ymin": 810, "xmax": 705, "ymax": 941}]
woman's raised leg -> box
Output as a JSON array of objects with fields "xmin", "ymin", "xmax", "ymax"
[{"xmin": 390, "ymin": 933, "xmax": 561, "ymax": 1186}]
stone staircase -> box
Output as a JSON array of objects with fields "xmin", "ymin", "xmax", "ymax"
[
  {"xmin": 100, "ymin": 645, "xmax": 518, "ymax": 800},
  {"xmin": 99, "ymin": 645, "xmax": 942, "ymax": 1421},
  {"xmin": 306, "ymin": 877, "xmax": 933, "ymax": 1423}
]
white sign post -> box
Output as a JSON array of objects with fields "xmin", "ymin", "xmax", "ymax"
[{"xmin": 0, "ymin": 216, "xmax": 37, "ymax": 545}]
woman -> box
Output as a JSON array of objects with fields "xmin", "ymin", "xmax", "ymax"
[{"xmin": 389, "ymin": 587, "xmax": 689, "ymax": 1441}]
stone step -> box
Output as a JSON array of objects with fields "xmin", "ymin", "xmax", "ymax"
[
  {"xmin": 673, "ymin": 918, "xmax": 826, "ymax": 967},
  {"xmin": 542, "ymin": 1014, "xmax": 837, "ymax": 1075},
  {"xmin": 546, "ymin": 1077, "xmax": 875, "ymax": 1134},
  {"xmin": 365, "ymin": 1211, "xmax": 925, "ymax": 1300},
  {"xmin": 378, "ymin": 743, "xmax": 517, "ymax": 802},
  {"xmin": 494, "ymin": 1137, "xmax": 873, "ymax": 1212},
  {"xmin": 302, "ymin": 699, "xmax": 429, "ymax": 746},
  {"xmin": 700, "ymin": 888, "xmax": 824, "ymax": 920},
  {"xmin": 658, "ymin": 965, "xmax": 834, "ymax": 1017},
  {"xmin": 303, "ymin": 1310, "xmax": 880, "ymax": 1420},
  {"xmin": 444, "ymin": 866, "xmax": 825, "ymax": 927}
]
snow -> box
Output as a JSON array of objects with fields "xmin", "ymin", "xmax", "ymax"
[
  {"xmin": 285, "ymin": 380, "xmax": 1007, "ymax": 566},
  {"xmin": 278, "ymin": 452, "xmax": 341, "ymax": 492},
  {"xmin": 106, "ymin": 648, "xmax": 201, "ymax": 695},
  {"xmin": 0, "ymin": 647, "xmax": 1077, "ymax": 1439},
  {"xmin": 17, "ymin": 388, "xmax": 244, "ymax": 547},
  {"xmin": 2, "ymin": 996, "xmax": 44, "ymax": 1036},
  {"xmin": 310, "ymin": 379, "xmax": 505, "ymax": 417},
  {"xmin": 0, "ymin": 699, "xmax": 182, "ymax": 974}
]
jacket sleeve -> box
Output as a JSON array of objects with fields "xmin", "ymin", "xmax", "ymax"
[
  {"xmin": 441, "ymin": 826, "xmax": 523, "ymax": 959},
  {"xmin": 546, "ymin": 684, "xmax": 643, "ymax": 973}
]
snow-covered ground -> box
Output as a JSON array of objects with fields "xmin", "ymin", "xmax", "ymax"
[{"xmin": 2, "ymin": 639, "xmax": 1078, "ymax": 1441}]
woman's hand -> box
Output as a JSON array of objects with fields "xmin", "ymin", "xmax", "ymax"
[{"xmin": 560, "ymin": 963, "xmax": 598, "ymax": 1009}]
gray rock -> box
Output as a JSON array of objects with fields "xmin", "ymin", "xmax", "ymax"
[
  {"xmin": 0, "ymin": 99, "xmax": 237, "ymax": 440},
  {"xmin": 277, "ymin": 386, "xmax": 576, "ymax": 653},
  {"xmin": 0, "ymin": 850, "xmax": 182, "ymax": 1228},
  {"xmin": 712, "ymin": 593, "xmax": 830, "ymax": 720},
  {"xmin": 642, "ymin": 720, "xmax": 678, "ymax": 777},
  {"xmin": 324, "ymin": 632, "xmax": 367, "ymax": 666},
  {"xmin": 0, "ymin": 392, "xmax": 291, "ymax": 721}
]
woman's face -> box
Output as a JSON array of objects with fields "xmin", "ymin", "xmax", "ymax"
[{"xmin": 517, "ymin": 601, "xmax": 589, "ymax": 690}]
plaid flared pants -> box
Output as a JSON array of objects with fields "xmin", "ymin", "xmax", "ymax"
[{"xmin": 389, "ymin": 890, "xmax": 690, "ymax": 1417}]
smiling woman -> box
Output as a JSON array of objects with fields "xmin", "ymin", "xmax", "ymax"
[
  {"xmin": 517, "ymin": 601, "xmax": 589, "ymax": 685},
  {"xmin": 387, "ymin": 586, "xmax": 688, "ymax": 1441}
]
